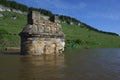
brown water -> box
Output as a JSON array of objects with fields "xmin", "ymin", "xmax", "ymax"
[{"xmin": 0, "ymin": 49, "xmax": 120, "ymax": 80}]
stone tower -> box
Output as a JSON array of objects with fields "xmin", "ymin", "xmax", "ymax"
[
  {"xmin": 49, "ymin": 15, "xmax": 59, "ymax": 23},
  {"xmin": 19, "ymin": 11, "xmax": 65, "ymax": 55}
]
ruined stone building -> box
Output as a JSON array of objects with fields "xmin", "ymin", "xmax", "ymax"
[{"xmin": 19, "ymin": 11, "xmax": 65, "ymax": 55}]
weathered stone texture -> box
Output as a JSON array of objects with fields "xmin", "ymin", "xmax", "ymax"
[
  {"xmin": 0, "ymin": 13, "xmax": 3, "ymax": 17},
  {"xmin": 20, "ymin": 11, "xmax": 65, "ymax": 55}
]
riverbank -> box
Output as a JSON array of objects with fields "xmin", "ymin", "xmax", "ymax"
[{"xmin": 0, "ymin": 11, "xmax": 120, "ymax": 53}]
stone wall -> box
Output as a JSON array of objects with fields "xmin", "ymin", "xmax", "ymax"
[{"xmin": 20, "ymin": 11, "xmax": 65, "ymax": 55}]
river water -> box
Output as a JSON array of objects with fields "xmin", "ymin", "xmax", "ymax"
[{"xmin": 0, "ymin": 49, "xmax": 120, "ymax": 80}]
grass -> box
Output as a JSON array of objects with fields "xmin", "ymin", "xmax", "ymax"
[
  {"xmin": 0, "ymin": 11, "xmax": 26, "ymax": 50},
  {"xmin": 61, "ymin": 23, "xmax": 120, "ymax": 48},
  {"xmin": 0, "ymin": 11, "xmax": 120, "ymax": 51},
  {"xmin": 0, "ymin": 11, "xmax": 27, "ymax": 33}
]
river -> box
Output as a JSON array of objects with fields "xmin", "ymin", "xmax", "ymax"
[{"xmin": 0, "ymin": 48, "xmax": 120, "ymax": 80}]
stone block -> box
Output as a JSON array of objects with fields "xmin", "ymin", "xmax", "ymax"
[
  {"xmin": 44, "ymin": 44, "xmax": 56, "ymax": 55},
  {"xmin": 27, "ymin": 11, "xmax": 41, "ymax": 24}
]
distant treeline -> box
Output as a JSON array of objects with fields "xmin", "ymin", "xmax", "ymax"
[
  {"xmin": 0, "ymin": 0, "xmax": 119, "ymax": 36},
  {"xmin": 81, "ymin": 23, "xmax": 119, "ymax": 36},
  {"xmin": 0, "ymin": 0, "xmax": 53, "ymax": 16},
  {"xmin": 59, "ymin": 15, "xmax": 80, "ymax": 24}
]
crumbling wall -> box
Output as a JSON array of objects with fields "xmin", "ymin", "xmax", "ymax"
[{"xmin": 20, "ymin": 11, "xmax": 65, "ymax": 55}]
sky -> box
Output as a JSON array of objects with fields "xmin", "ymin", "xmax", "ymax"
[{"xmin": 13, "ymin": 0, "xmax": 120, "ymax": 35}]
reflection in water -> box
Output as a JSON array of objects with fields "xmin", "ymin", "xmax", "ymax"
[
  {"xmin": 0, "ymin": 49, "xmax": 120, "ymax": 80},
  {"xmin": 0, "ymin": 55, "xmax": 64, "ymax": 80},
  {"xmin": 64, "ymin": 49, "xmax": 120, "ymax": 80},
  {"xmin": 19, "ymin": 55, "xmax": 64, "ymax": 80}
]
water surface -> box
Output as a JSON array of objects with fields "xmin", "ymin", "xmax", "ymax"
[{"xmin": 0, "ymin": 48, "xmax": 120, "ymax": 80}]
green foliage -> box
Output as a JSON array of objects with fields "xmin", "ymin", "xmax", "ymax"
[
  {"xmin": 59, "ymin": 15, "xmax": 79, "ymax": 24},
  {"xmin": 0, "ymin": 11, "xmax": 26, "ymax": 50},
  {"xmin": 62, "ymin": 23, "xmax": 120, "ymax": 48},
  {"xmin": 0, "ymin": 0, "xmax": 28, "ymax": 11},
  {"xmin": 0, "ymin": 0, "xmax": 53, "ymax": 16},
  {"xmin": 28, "ymin": 7, "xmax": 53, "ymax": 16},
  {"xmin": 0, "ymin": 29, "xmax": 8, "ymax": 35},
  {"xmin": 0, "ymin": 29, "xmax": 8, "ymax": 43}
]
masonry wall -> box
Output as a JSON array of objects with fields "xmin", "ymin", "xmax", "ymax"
[
  {"xmin": 21, "ymin": 37, "xmax": 65, "ymax": 55},
  {"xmin": 20, "ymin": 11, "xmax": 65, "ymax": 55}
]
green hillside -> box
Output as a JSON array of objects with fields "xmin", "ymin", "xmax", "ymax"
[
  {"xmin": 62, "ymin": 24, "xmax": 120, "ymax": 48},
  {"xmin": 0, "ymin": 11, "xmax": 26, "ymax": 50},
  {"xmin": 0, "ymin": 11, "xmax": 120, "ymax": 51}
]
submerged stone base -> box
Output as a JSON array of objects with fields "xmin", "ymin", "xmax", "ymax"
[{"xmin": 21, "ymin": 37, "xmax": 65, "ymax": 55}]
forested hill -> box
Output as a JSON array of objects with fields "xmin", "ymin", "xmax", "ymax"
[{"xmin": 0, "ymin": 0, "xmax": 119, "ymax": 36}]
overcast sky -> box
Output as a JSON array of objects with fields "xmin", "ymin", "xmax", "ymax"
[{"xmin": 14, "ymin": 0, "xmax": 120, "ymax": 35}]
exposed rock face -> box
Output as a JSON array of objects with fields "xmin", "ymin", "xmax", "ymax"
[
  {"xmin": 0, "ymin": 5, "xmax": 27, "ymax": 14},
  {"xmin": 0, "ymin": 5, "xmax": 7, "ymax": 11},
  {"xmin": 20, "ymin": 11, "xmax": 65, "ymax": 55},
  {"xmin": 0, "ymin": 13, "xmax": 3, "ymax": 17}
]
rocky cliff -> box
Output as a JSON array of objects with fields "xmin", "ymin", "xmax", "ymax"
[{"xmin": 0, "ymin": 5, "xmax": 27, "ymax": 14}]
